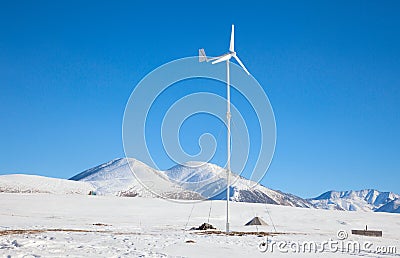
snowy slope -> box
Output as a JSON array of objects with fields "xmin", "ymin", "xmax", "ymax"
[
  {"xmin": 165, "ymin": 162, "xmax": 313, "ymax": 207},
  {"xmin": 376, "ymin": 198, "xmax": 400, "ymax": 213},
  {"xmin": 71, "ymin": 158, "xmax": 313, "ymax": 208},
  {"xmin": 70, "ymin": 158, "xmax": 202, "ymax": 199},
  {"xmin": 0, "ymin": 174, "xmax": 94, "ymax": 195},
  {"xmin": 308, "ymin": 189, "xmax": 400, "ymax": 212},
  {"xmin": 2, "ymin": 159, "xmax": 399, "ymax": 214}
]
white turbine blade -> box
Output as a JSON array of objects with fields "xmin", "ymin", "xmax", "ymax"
[
  {"xmin": 233, "ymin": 55, "xmax": 250, "ymax": 75},
  {"xmin": 229, "ymin": 24, "xmax": 234, "ymax": 52},
  {"xmin": 211, "ymin": 53, "xmax": 232, "ymax": 64},
  {"xmin": 199, "ymin": 48, "xmax": 207, "ymax": 62}
]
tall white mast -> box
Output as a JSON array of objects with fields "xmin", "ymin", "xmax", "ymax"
[
  {"xmin": 198, "ymin": 24, "xmax": 250, "ymax": 233},
  {"xmin": 226, "ymin": 59, "xmax": 231, "ymax": 233}
]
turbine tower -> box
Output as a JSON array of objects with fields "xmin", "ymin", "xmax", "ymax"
[{"xmin": 199, "ymin": 24, "xmax": 250, "ymax": 233}]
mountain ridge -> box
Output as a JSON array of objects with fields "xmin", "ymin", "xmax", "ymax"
[
  {"xmin": 69, "ymin": 157, "xmax": 400, "ymax": 213},
  {"xmin": 70, "ymin": 157, "xmax": 314, "ymax": 208},
  {"xmin": 309, "ymin": 189, "xmax": 400, "ymax": 213},
  {"xmin": 1, "ymin": 157, "xmax": 398, "ymax": 214}
]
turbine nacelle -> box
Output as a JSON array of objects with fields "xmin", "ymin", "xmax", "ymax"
[{"xmin": 199, "ymin": 24, "xmax": 250, "ymax": 75}]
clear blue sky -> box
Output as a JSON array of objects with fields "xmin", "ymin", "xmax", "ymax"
[{"xmin": 1, "ymin": 1, "xmax": 399, "ymax": 198}]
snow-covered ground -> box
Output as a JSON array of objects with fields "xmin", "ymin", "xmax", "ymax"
[{"xmin": 0, "ymin": 193, "xmax": 399, "ymax": 257}]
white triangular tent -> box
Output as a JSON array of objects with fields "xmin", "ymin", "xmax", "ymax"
[{"xmin": 244, "ymin": 216, "xmax": 268, "ymax": 226}]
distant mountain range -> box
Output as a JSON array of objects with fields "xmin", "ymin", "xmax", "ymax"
[
  {"xmin": 70, "ymin": 158, "xmax": 313, "ymax": 208},
  {"xmin": 308, "ymin": 189, "xmax": 400, "ymax": 213},
  {"xmin": 1, "ymin": 157, "xmax": 398, "ymax": 214},
  {"xmin": 69, "ymin": 158, "xmax": 399, "ymax": 213}
]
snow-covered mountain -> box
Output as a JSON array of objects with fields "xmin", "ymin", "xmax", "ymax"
[
  {"xmin": 165, "ymin": 161, "xmax": 313, "ymax": 207},
  {"xmin": 0, "ymin": 174, "xmax": 94, "ymax": 194},
  {"xmin": 70, "ymin": 158, "xmax": 202, "ymax": 200},
  {"xmin": 70, "ymin": 158, "xmax": 313, "ymax": 208},
  {"xmin": 2, "ymin": 158, "xmax": 399, "ymax": 214},
  {"xmin": 308, "ymin": 189, "xmax": 400, "ymax": 212},
  {"xmin": 375, "ymin": 198, "xmax": 400, "ymax": 213}
]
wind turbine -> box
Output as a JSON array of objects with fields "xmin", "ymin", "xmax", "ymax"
[{"xmin": 199, "ymin": 24, "xmax": 250, "ymax": 233}]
